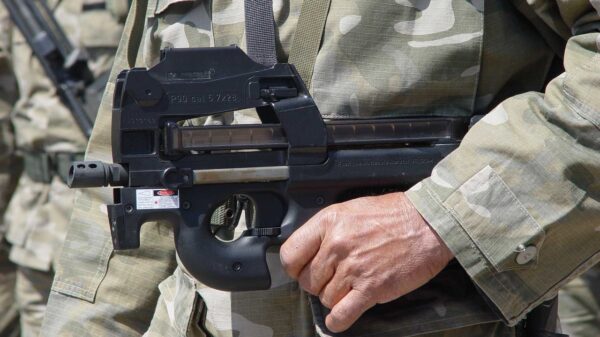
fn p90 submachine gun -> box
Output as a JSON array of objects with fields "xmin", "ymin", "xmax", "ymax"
[
  {"xmin": 68, "ymin": 47, "xmax": 567, "ymax": 337},
  {"xmin": 68, "ymin": 46, "xmax": 466, "ymax": 291}
]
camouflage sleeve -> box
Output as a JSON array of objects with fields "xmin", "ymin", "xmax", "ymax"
[{"xmin": 406, "ymin": 0, "xmax": 600, "ymax": 326}]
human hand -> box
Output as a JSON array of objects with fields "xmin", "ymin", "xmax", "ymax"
[{"xmin": 280, "ymin": 192, "xmax": 453, "ymax": 332}]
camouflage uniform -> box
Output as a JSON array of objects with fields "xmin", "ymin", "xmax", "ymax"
[
  {"xmin": 559, "ymin": 265, "xmax": 600, "ymax": 337},
  {"xmin": 0, "ymin": 4, "xmax": 20, "ymax": 337},
  {"xmin": 1, "ymin": 1, "xmax": 124, "ymax": 336},
  {"xmin": 43, "ymin": 0, "xmax": 600, "ymax": 337}
]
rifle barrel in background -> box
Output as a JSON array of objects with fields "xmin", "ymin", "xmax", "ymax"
[{"xmin": 2, "ymin": 0, "xmax": 95, "ymax": 138}]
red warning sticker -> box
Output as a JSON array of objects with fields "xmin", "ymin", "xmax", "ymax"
[
  {"xmin": 136, "ymin": 189, "xmax": 180, "ymax": 210},
  {"xmin": 155, "ymin": 190, "xmax": 177, "ymax": 197}
]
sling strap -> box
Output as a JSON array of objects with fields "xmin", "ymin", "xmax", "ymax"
[
  {"xmin": 127, "ymin": 0, "xmax": 149, "ymax": 67},
  {"xmin": 244, "ymin": 0, "xmax": 331, "ymax": 86},
  {"xmin": 288, "ymin": 0, "xmax": 332, "ymax": 90},
  {"xmin": 244, "ymin": 0, "xmax": 278, "ymax": 66}
]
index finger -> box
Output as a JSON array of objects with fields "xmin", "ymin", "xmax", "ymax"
[{"xmin": 280, "ymin": 210, "xmax": 329, "ymax": 279}]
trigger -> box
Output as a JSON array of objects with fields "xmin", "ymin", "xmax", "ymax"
[{"xmin": 210, "ymin": 195, "xmax": 251, "ymax": 241}]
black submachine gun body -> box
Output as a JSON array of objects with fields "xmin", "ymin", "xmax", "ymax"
[{"xmin": 69, "ymin": 47, "xmax": 465, "ymax": 291}]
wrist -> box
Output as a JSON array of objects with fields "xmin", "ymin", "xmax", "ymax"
[{"xmin": 402, "ymin": 192, "xmax": 454, "ymax": 265}]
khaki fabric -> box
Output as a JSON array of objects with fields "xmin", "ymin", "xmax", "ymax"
[
  {"xmin": 5, "ymin": 0, "xmax": 85, "ymax": 272},
  {"xmin": 0, "ymin": 0, "xmax": 124, "ymax": 334},
  {"xmin": 0, "ymin": 4, "xmax": 20, "ymax": 337},
  {"xmin": 406, "ymin": 0, "xmax": 600, "ymax": 324},
  {"xmin": 107, "ymin": 0, "xmax": 132, "ymax": 23},
  {"xmin": 15, "ymin": 267, "xmax": 53, "ymax": 337},
  {"xmin": 44, "ymin": 0, "xmax": 600, "ymax": 336},
  {"xmin": 0, "ymin": 247, "xmax": 19, "ymax": 337},
  {"xmin": 0, "ymin": 0, "xmax": 18, "ymax": 242},
  {"xmin": 559, "ymin": 265, "xmax": 600, "ymax": 337},
  {"xmin": 4, "ymin": 0, "xmax": 124, "ymax": 269}
]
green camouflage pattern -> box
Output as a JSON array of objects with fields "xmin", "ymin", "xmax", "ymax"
[
  {"xmin": 0, "ymin": 0, "xmax": 124, "ymax": 334},
  {"xmin": 44, "ymin": 0, "xmax": 600, "ymax": 336},
  {"xmin": 559, "ymin": 265, "xmax": 600, "ymax": 337},
  {"xmin": 405, "ymin": 0, "xmax": 600, "ymax": 325}
]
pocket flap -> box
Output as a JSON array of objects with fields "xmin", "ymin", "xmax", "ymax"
[{"xmin": 444, "ymin": 165, "xmax": 546, "ymax": 272}]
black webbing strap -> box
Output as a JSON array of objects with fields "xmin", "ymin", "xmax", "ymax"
[{"xmin": 244, "ymin": 0, "xmax": 277, "ymax": 67}]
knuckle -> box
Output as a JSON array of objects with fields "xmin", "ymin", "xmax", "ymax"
[
  {"xmin": 320, "ymin": 206, "xmax": 339, "ymax": 225},
  {"xmin": 298, "ymin": 272, "xmax": 318, "ymax": 295},
  {"xmin": 279, "ymin": 248, "xmax": 296, "ymax": 275},
  {"xmin": 335, "ymin": 263, "xmax": 349, "ymax": 279},
  {"xmin": 301, "ymin": 281, "xmax": 319, "ymax": 296},
  {"xmin": 327, "ymin": 234, "xmax": 347, "ymax": 252},
  {"xmin": 319, "ymin": 292, "xmax": 333, "ymax": 309},
  {"xmin": 306, "ymin": 285, "xmax": 320, "ymax": 296}
]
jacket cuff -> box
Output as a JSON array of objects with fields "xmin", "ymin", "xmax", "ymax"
[{"xmin": 406, "ymin": 172, "xmax": 549, "ymax": 326}]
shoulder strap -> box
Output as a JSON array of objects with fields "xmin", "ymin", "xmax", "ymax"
[
  {"xmin": 288, "ymin": 0, "xmax": 331, "ymax": 91},
  {"xmin": 127, "ymin": 0, "xmax": 149, "ymax": 67},
  {"xmin": 245, "ymin": 0, "xmax": 277, "ymax": 66}
]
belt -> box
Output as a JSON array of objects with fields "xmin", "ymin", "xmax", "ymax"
[{"xmin": 22, "ymin": 152, "xmax": 85, "ymax": 184}]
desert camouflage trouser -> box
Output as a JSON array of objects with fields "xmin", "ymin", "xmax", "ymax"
[
  {"xmin": 15, "ymin": 267, "xmax": 53, "ymax": 337},
  {"xmin": 559, "ymin": 265, "xmax": 600, "ymax": 337},
  {"xmin": 0, "ymin": 246, "xmax": 18, "ymax": 337},
  {"xmin": 142, "ymin": 265, "xmax": 516, "ymax": 337},
  {"xmin": 4, "ymin": 174, "xmax": 76, "ymax": 336}
]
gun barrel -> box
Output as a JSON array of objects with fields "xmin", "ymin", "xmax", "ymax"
[{"xmin": 68, "ymin": 161, "xmax": 128, "ymax": 188}]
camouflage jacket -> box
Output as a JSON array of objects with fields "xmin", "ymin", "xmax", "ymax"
[
  {"xmin": 2, "ymin": 0, "xmax": 124, "ymax": 271},
  {"xmin": 51, "ymin": 0, "xmax": 600, "ymax": 335}
]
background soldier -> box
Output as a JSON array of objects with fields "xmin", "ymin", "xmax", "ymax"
[
  {"xmin": 43, "ymin": 1, "xmax": 600, "ymax": 337},
  {"xmin": 0, "ymin": 1, "xmax": 125, "ymax": 336},
  {"xmin": 0, "ymin": 4, "xmax": 20, "ymax": 337}
]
